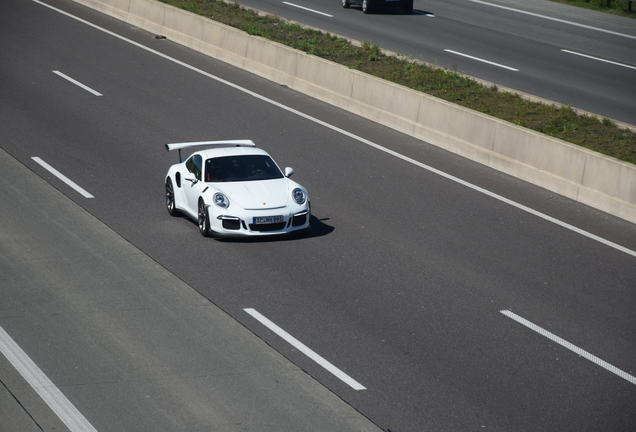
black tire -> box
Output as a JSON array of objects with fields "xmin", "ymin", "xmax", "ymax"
[
  {"xmin": 342, "ymin": 0, "xmax": 351, "ymax": 8},
  {"xmin": 198, "ymin": 199, "xmax": 213, "ymax": 237},
  {"xmin": 362, "ymin": 0, "xmax": 373, "ymax": 13},
  {"xmin": 165, "ymin": 178, "xmax": 179, "ymax": 216},
  {"xmin": 401, "ymin": 0, "xmax": 413, "ymax": 13}
]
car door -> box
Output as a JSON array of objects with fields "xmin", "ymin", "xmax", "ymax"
[{"xmin": 183, "ymin": 154, "xmax": 205, "ymax": 217}]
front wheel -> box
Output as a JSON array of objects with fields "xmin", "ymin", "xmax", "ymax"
[
  {"xmin": 342, "ymin": 0, "xmax": 351, "ymax": 8},
  {"xmin": 198, "ymin": 199, "xmax": 213, "ymax": 237}
]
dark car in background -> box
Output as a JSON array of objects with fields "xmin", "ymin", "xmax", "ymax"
[{"xmin": 342, "ymin": 0, "xmax": 414, "ymax": 14}]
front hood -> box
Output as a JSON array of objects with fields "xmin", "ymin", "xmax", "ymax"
[{"xmin": 215, "ymin": 179, "xmax": 290, "ymax": 210}]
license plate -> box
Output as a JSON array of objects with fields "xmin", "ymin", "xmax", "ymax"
[{"xmin": 253, "ymin": 215, "xmax": 284, "ymax": 224}]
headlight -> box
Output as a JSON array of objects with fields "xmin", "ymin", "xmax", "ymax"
[
  {"xmin": 292, "ymin": 188, "xmax": 306, "ymax": 205},
  {"xmin": 213, "ymin": 192, "xmax": 230, "ymax": 208}
]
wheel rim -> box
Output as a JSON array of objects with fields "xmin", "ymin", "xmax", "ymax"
[
  {"xmin": 198, "ymin": 202, "xmax": 206, "ymax": 231},
  {"xmin": 362, "ymin": 0, "xmax": 367, "ymax": 11},
  {"xmin": 165, "ymin": 181, "xmax": 174, "ymax": 211}
]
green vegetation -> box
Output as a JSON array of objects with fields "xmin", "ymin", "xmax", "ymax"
[
  {"xmin": 161, "ymin": 0, "xmax": 636, "ymax": 164},
  {"xmin": 549, "ymin": 0, "xmax": 636, "ymax": 19}
]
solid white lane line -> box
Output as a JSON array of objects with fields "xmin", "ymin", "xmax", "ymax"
[
  {"xmin": 33, "ymin": 0, "xmax": 636, "ymax": 258},
  {"xmin": 31, "ymin": 157, "xmax": 94, "ymax": 198},
  {"xmin": 444, "ymin": 49, "xmax": 518, "ymax": 71},
  {"xmin": 467, "ymin": 0, "xmax": 636, "ymax": 41},
  {"xmin": 282, "ymin": 2, "xmax": 334, "ymax": 17},
  {"xmin": 244, "ymin": 308, "xmax": 366, "ymax": 390},
  {"xmin": 52, "ymin": 70, "xmax": 102, "ymax": 96},
  {"xmin": 501, "ymin": 310, "xmax": 636, "ymax": 386},
  {"xmin": 0, "ymin": 326, "xmax": 98, "ymax": 432},
  {"xmin": 561, "ymin": 49, "xmax": 636, "ymax": 71}
]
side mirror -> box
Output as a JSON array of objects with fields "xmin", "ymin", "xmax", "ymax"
[
  {"xmin": 184, "ymin": 173, "xmax": 198, "ymax": 184},
  {"xmin": 284, "ymin": 167, "xmax": 295, "ymax": 177}
]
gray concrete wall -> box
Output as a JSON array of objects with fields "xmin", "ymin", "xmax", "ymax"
[{"xmin": 72, "ymin": 0, "xmax": 636, "ymax": 223}]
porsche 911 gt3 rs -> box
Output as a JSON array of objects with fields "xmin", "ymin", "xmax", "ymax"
[{"xmin": 164, "ymin": 140, "xmax": 310, "ymax": 237}]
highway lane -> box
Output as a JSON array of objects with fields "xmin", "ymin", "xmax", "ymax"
[
  {"xmin": 233, "ymin": 0, "xmax": 636, "ymax": 124},
  {"xmin": 0, "ymin": 149, "xmax": 381, "ymax": 432},
  {"xmin": 2, "ymin": 0, "xmax": 636, "ymax": 431}
]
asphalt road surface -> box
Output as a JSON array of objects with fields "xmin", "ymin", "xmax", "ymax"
[
  {"xmin": 0, "ymin": 149, "xmax": 381, "ymax": 432},
  {"xmin": 234, "ymin": 0, "xmax": 636, "ymax": 124},
  {"xmin": 1, "ymin": 0, "xmax": 635, "ymax": 431}
]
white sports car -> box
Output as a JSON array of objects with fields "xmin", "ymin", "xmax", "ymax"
[{"xmin": 164, "ymin": 140, "xmax": 310, "ymax": 237}]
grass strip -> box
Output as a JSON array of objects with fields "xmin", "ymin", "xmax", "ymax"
[
  {"xmin": 548, "ymin": 0, "xmax": 636, "ymax": 19},
  {"xmin": 160, "ymin": 0, "xmax": 636, "ymax": 164}
]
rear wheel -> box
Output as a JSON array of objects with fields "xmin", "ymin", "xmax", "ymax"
[
  {"xmin": 401, "ymin": 0, "xmax": 413, "ymax": 13},
  {"xmin": 198, "ymin": 199, "xmax": 212, "ymax": 237},
  {"xmin": 342, "ymin": 0, "xmax": 351, "ymax": 8},
  {"xmin": 165, "ymin": 178, "xmax": 179, "ymax": 216}
]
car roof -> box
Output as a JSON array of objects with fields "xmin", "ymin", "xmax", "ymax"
[{"xmin": 191, "ymin": 146, "xmax": 271, "ymax": 160}]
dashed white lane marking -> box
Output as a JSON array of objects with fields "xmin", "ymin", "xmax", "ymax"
[
  {"xmin": 52, "ymin": 70, "xmax": 103, "ymax": 96},
  {"xmin": 244, "ymin": 308, "xmax": 366, "ymax": 390},
  {"xmin": 444, "ymin": 49, "xmax": 518, "ymax": 71},
  {"xmin": 33, "ymin": 0, "xmax": 636, "ymax": 258},
  {"xmin": 501, "ymin": 310, "xmax": 636, "ymax": 386},
  {"xmin": 32, "ymin": 157, "xmax": 95, "ymax": 198},
  {"xmin": 0, "ymin": 326, "xmax": 98, "ymax": 432},
  {"xmin": 467, "ymin": 0, "xmax": 636, "ymax": 41},
  {"xmin": 561, "ymin": 49, "xmax": 636, "ymax": 71},
  {"xmin": 282, "ymin": 2, "xmax": 334, "ymax": 17}
]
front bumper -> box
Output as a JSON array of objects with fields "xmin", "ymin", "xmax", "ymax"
[{"xmin": 208, "ymin": 204, "xmax": 310, "ymax": 236}]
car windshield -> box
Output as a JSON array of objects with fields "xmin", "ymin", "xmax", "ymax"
[{"xmin": 204, "ymin": 155, "xmax": 284, "ymax": 182}]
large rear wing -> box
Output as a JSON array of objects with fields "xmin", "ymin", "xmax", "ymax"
[{"xmin": 165, "ymin": 140, "xmax": 256, "ymax": 162}]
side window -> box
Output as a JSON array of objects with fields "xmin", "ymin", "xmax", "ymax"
[
  {"xmin": 186, "ymin": 155, "xmax": 202, "ymax": 180},
  {"xmin": 185, "ymin": 156, "xmax": 195, "ymax": 174}
]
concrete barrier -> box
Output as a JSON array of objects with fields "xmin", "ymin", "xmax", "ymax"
[{"xmin": 71, "ymin": 0, "xmax": 636, "ymax": 223}]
